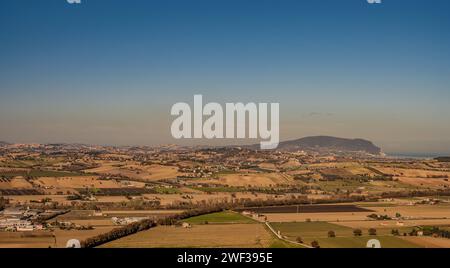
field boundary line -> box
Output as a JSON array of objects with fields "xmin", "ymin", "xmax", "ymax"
[{"xmin": 265, "ymin": 222, "xmax": 312, "ymax": 248}]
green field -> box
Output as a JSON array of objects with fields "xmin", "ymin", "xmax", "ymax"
[
  {"xmin": 313, "ymin": 236, "xmax": 421, "ymax": 248},
  {"xmin": 268, "ymin": 239, "xmax": 306, "ymax": 248},
  {"xmin": 183, "ymin": 211, "xmax": 255, "ymax": 225},
  {"xmin": 270, "ymin": 222, "xmax": 421, "ymax": 248},
  {"xmin": 271, "ymin": 222, "xmax": 353, "ymax": 238},
  {"xmin": 153, "ymin": 186, "xmax": 181, "ymax": 194},
  {"xmin": 191, "ymin": 186, "xmax": 244, "ymax": 193}
]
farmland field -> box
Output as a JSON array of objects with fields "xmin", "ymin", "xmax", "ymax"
[
  {"xmin": 101, "ymin": 210, "xmax": 296, "ymax": 248},
  {"xmin": 101, "ymin": 224, "xmax": 273, "ymax": 248},
  {"xmin": 0, "ymin": 189, "xmax": 42, "ymax": 195},
  {"xmin": 34, "ymin": 176, "xmax": 123, "ymax": 190},
  {"xmin": 0, "ymin": 178, "xmax": 33, "ymax": 189},
  {"xmin": 0, "ymin": 227, "xmax": 115, "ymax": 248},
  {"xmin": 311, "ymin": 236, "xmax": 420, "ymax": 248},
  {"xmin": 0, "ymin": 170, "xmax": 85, "ymax": 178},
  {"xmin": 206, "ymin": 173, "xmax": 294, "ymax": 187},
  {"xmin": 402, "ymin": 236, "xmax": 450, "ymax": 248},
  {"xmin": 270, "ymin": 222, "xmax": 421, "ymax": 248},
  {"xmin": 85, "ymin": 162, "xmax": 182, "ymax": 181},
  {"xmin": 236, "ymin": 204, "xmax": 373, "ymax": 214},
  {"xmin": 183, "ymin": 211, "xmax": 255, "ymax": 224}
]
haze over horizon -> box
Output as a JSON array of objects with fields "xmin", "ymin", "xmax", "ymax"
[{"xmin": 1, "ymin": 0, "xmax": 450, "ymax": 155}]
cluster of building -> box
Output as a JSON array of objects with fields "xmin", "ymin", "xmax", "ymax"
[
  {"xmin": 111, "ymin": 216, "xmax": 150, "ymax": 225},
  {"xmin": 0, "ymin": 208, "xmax": 44, "ymax": 232}
]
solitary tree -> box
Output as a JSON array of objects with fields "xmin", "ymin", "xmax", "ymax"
[
  {"xmin": 296, "ymin": 237, "xmax": 304, "ymax": 244},
  {"xmin": 311, "ymin": 240, "xmax": 320, "ymax": 248},
  {"xmin": 353, "ymin": 229, "xmax": 363, "ymax": 236},
  {"xmin": 328, "ymin": 230, "xmax": 336, "ymax": 238},
  {"xmin": 369, "ymin": 228, "xmax": 377, "ymax": 236}
]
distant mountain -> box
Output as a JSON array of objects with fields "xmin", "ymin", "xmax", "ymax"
[{"xmin": 250, "ymin": 136, "xmax": 382, "ymax": 155}]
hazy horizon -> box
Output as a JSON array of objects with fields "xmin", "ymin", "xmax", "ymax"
[
  {"xmin": 1, "ymin": 136, "xmax": 448, "ymax": 157},
  {"xmin": 1, "ymin": 0, "xmax": 450, "ymax": 154}
]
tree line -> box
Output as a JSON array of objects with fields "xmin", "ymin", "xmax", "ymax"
[{"xmin": 81, "ymin": 205, "xmax": 227, "ymax": 248}]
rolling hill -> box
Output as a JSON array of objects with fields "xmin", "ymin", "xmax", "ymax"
[{"xmin": 249, "ymin": 136, "xmax": 382, "ymax": 155}]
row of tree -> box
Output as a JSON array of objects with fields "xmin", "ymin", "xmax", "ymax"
[
  {"xmin": 32, "ymin": 210, "xmax": 70, "ymax": 224},
  {"xmin": 379, "ymin": 189, "xmax": 450, "ymax": 199},
  {"xmin": 353, "ymin": 228, "xmax": 377, "ymax": 236},
  {"xmin": 81, "ymin": 205, "xmax": 227, "ymax": 248},
  {"xmin": 24, "ymin": 193, "xmax": 371, "ymax": 212},
  {"xmin": 81, "ymin": 218, "xmax": 157, "ymax": 248},
  {"xmin": 0, "ymin": 196, "xmax": 6, "ymax": 211}
]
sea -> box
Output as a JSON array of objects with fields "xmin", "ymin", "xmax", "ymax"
[{"xmin": 386, "ymin": 152, "xmax": 447, "ymax": 160}]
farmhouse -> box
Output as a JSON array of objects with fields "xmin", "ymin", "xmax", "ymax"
[
  {"xmin": 92, "ymin": 210, "xmax": 103, "ymax": 217},
  {"xmin": 0, "ymin": 218, "xmax": 34, "ymax": 232},
  {"xmin": 181, "ymin": 222, "xmax": 191, "ymax": 228},
  {"xmin": 111, "ymin": 216, "xmax": 149, "ymax": 225}
]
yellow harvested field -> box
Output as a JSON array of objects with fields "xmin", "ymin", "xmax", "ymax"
[
  {"xmin": 86, "ymin": 162, "xmax": 181, "ymax": 181},
  {"xmin": 368, "ymin": 205, "xmax": 450, "ymax": 219},
  {"xmin": 279, "ymin": 159, "xmax": 302, "ymax": 169},
  {"xmin": 263, "ymin": 212, "xmax": 370, "ymax": 222},
  {"xmin": 401, "ymin": 236, "xmax": 450, "ymax": 248},
  {"xmin": 308, "ymin": 162, "xmax": 359, "ymax": 169},
  {"xmin": 347, "ymin": 166, "xmax": 377, "ymax": 176},
  {"xmin": 0, "ymin": 227, "xmax": 115, "ymax": 248},
  {"xmin": 375, "ymin": 167, "xmax": 450, "ymax": 178},
  {"xmin": 287, "ymin": 169, "xmax": 313, "ymax": 175},
  {"xmin": 397, "ymin": 177, "xmax": 450, "ymax": 187},
  {"xmin": 213, "ymin": 173, "xmax": 294, "ymax": 187},
  {"xmin": 307, "ymin": 163, "xmax": 379, "ymax": 177},
  {"xmin": 95, "ymin": 196, "xmax": 130, "ymax": 202},
  {"xmin": 139, "ymin": 164, "xmax": 182, "ymax": 180},
  {"xmin": 102, "ymin": 224, "xmax": 272, "ymax": 248},
  {"xmin": 5, "ymin": 195, "xmax": 72, "ymax": 205},
  {"xmin": 34, "ymin": 176, "xmax": 122, "ymax": 188},
  {"xmin": 258, "ymin": 163, "xmax": 277, "ymax": 170},
  {"xmin": 0, "ymin": 177, "xmax": 33, "ymax": 189},
  {"xmin": 0, "ymin": 232, "xmax": 55, "ymax": 248}
]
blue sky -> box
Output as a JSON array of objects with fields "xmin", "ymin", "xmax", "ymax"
[{"xmin": 1, "ymin": 0, "xmax": 450, "ymax": 154}]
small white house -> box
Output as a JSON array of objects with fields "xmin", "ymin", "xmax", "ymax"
[
  {"xmin": 181, "ymin": 222, "xmax": 191, "ymax": 228},
  {"xmin": 92, "ymin": 210, "xmax": 103, "ymax": 217}
]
